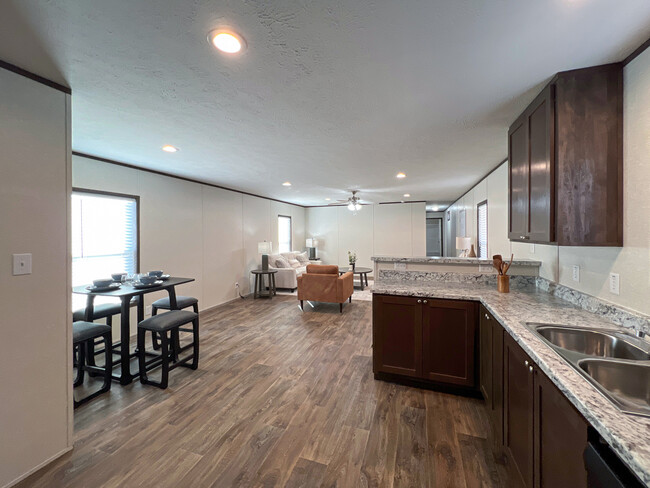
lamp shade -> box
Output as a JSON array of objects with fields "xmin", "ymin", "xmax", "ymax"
[
  {"xmin": 456, "ymin": 237, "xmax": 471, "ymax": 250},
  {"xmin": 306, "ymin": 238, "xmax": 313, "ymax": 248},
  {"xmin": 258, "ymin": 241, "xmax": 272, "ymax": 254}
]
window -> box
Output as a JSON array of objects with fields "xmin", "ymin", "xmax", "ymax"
[
  {"xmin": 278, "ymin": 215, "xmax": 292, "ymax": 253},
  {"xmin": 477, "ymin": 200, "xmax": 488, "ymax": 259},
  {"xmin": 72, "ymin": 190, "xmax": 138, "ymax": 310}
]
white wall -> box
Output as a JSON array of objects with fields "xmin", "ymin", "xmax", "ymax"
[
  {"xmin": 444, "ymin": 48, "xmax": 650, "ymax": 316},
  {"xmin": 305, "ymin": 203, "xmax": 426, "ymax": 268},
  {"xmin": 72, "ymin": 155, "xmax": 306, "ymax": 325},
  {"xmin": 0, "ymin": 69, "xmax": 72, "ymax": 487}
]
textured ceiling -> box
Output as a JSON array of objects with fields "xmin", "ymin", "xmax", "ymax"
[{"xmin": 2, "ymin": 0, "xmax": 650, "ymax": 206}]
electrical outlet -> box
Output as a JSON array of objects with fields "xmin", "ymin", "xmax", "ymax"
[
  {"xmin": 12, "ymin": 253, "xmax": 32, "ymax": 275},
  {"xmin": 529, "ymin": 244, "xmax": 535, "ymax": 253},
  {"xmin": 572, "ymin": 265, "xmax": 580, "ymax": 282},
  {"xmin": 609, "ymin": 273, "xmax": 620, "ymax": 295},
  {"xmin": 394, "ymin": 262, "xmax": 407, "ymax": 271},
  {"xmin": 145, "ymin": 305, "xmax": 152, "ymax": 316}
]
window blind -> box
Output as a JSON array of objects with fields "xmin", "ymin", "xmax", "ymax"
[
  {"xmin": 278, "ymin": 215, "xmax": 292, "ymax": 253},
  {"xmin": 71, "ymin": 191, "xmax": 138, "ymax": 310},
  {"xmin": 477, "ymin": 201, "xmax": 488, "ymax": 259}
]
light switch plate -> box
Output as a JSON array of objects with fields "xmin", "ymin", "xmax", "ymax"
[
  {"xmin": 12, "ymin": 253, "xmax": 32, "ymax": 275},
  {"xmin": 394, "ymin": 262, "xmax": 407, "ymax": 271},
  {"xmin": 572, "ymin": 265, "xmax": 580, "ymax": 282},
  {"xmin": 609, "ymin": 273, "xmax": 620, "ymax": 295}
]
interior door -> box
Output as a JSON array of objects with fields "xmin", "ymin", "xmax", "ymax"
[
  {"xmin": 372, "ymin": 294, "xmax": 422, "ymax": 377},
  {"xmin": 422, "ymin": 299, "xmax": 477, "ymax": 387}
]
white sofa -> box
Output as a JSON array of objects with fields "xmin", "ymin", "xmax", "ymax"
[{"xmin": 267, "ymin": 251, "xmax": 309, "ymax": 290}]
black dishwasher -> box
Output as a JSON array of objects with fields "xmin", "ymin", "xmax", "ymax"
[{"xmin": 584, "ymin": 430, "xmax": 645, "ymax": 488}]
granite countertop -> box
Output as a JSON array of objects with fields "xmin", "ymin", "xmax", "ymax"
[
  {"xmin": 371, "ymin": 256, "xmax": 542, "ymax": 266},
  {"xmin": 373, "ymin": 280, "xmax": 650, "ymax": 485}
]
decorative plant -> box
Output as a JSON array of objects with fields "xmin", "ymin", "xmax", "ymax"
[{"xmin": 348, "ymin": 251, "xmax": 357, "ymax": 264}]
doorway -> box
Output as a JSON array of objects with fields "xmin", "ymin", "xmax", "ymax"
[{"xmin": 426, "ymin": 217, "xmax": 443, "ymax": 257}]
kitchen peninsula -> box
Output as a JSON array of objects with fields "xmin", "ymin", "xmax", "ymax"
[{"xmin": 371, "ymin": 258, "xmax": 650, "ymax": 487}]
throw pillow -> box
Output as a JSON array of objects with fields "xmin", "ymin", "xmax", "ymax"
[
  {"xmin": 288, "ymin": 258, "xmax": 301, "ymax": 268},
  {"xmin": 295, "ymin": 252, "xmax": 309, "ymax": 264},
  {"xmin": 274, "ymin": 257, "xmax": 291, "ymax": 268}
]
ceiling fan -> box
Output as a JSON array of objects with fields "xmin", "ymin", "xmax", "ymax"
[{"xmin": 331, "ymin": 190, "xmax": 364, "ymax": 211}]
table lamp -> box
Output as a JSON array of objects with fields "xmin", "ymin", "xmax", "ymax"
[
  {"xmin": 456, "ymin": 237, "xmax": 471, "ymax": 258},
  {"xmin": 306, "ymin": 238, "xmax": 319, "ymax": 260},
  {"xmin": 258, "ymin": 241, "xmax": 273, "ymax": 270}
]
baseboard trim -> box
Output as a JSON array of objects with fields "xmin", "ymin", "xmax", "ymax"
[{"xmin": 4, "ymin": 445, "xmax": 73, "ymax": 488}]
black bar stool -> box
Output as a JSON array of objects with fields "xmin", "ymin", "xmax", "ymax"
[
  {"xmin": 73, "ymin": 321, "xmax": 112, "ymax": 408},
  {"xmin": 150, "ymin": 296, "xmax": 198, "ymax": 350},
  {"xmin": 137, "ymin": 310, "xmax": 199, "ymax": 389}
]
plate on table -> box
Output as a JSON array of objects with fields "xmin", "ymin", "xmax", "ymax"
[
  {"xmin": 133, "ymin": 280, "xmax": 164, "ymax": 289},
  {"xmin": 86, "ymin": 283, "xmax": 121, "ymax": 292},
  {"xmin": 159, "ymin": 274, "xmax": 171, "ymax": 281}
]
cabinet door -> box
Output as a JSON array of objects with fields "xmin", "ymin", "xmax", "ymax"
[
  {"xmin": 422, "ymin": 299, "xmax": 477, "ymax": 387},
  {"xmin": 504, "ymin": 334, "xmax": 535, "ymax": 488},
  {"xmin": 479, "ymin": 306, "xmax": 493, "ymax": 405},
  {"xmin": 492, "ymin": 322, "xmax": 504, "ymax": 448},
  {"xmin": 372, "ymin": 294, "xmax": 422, "ymax": 377},
  {"xmin": 528, "ymin": 85, "xmax": 555, "ymax": 242},
  {"xmin": 534, "ymin": 371, "xmax": 588, "ymax": 488},
  {"xmin": 508, "ymin": 114, "xmax": 529, "ymax": 240}
]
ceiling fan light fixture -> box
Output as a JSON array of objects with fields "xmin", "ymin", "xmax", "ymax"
[{"xmin": 347, "ymin": 202, "xmax": 356, "ymax": 211}]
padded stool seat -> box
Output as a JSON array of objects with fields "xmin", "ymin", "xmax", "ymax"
[
  {"xmin": 139, "ymin": 310, "xmax": 198, "ymax": 332},
  {"xmin": 72, "ymin": 321, "xmax": 112, "ymax": 408},
  {"xmin": 73, "ymin": 322, "xmax": 112, "ymax": 344},
  {"xmin": 73, "ymin": 302, "xmax": 122, "ymax": 322},
  {"xmin": 137, "ymin": 310, "xmax": 199, "ymax": 389},
  {"xmin": 151, "ymin": 296, "xmax": 198, "ymax": 310}
]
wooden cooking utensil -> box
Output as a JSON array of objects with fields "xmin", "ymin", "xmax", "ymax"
[
  {"xmin": 492, "ymin": 255, "xmax": 503, "ymax": 275},
  {"xmin": 502, "ymin": 254, "xmax": 514, "ymax": 276}
]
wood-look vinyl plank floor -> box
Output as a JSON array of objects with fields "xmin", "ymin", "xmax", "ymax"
[{"xmin": 17, "ymin": 296, "xmax": 511, "ymax": 488}]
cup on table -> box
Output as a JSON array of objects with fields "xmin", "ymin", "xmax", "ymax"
[
  {"xmin": 148, "ymin": 270, "xmax": 164, "ymax": 278},
  {"xmin": 139, "ymin": 275, "xmax": 158, "ymax": 285},
  {"xmin": 112, "ymin": 273, "xmax": 126, "ymax": 282}
]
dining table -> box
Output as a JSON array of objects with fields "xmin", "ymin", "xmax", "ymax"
[{"xmin": 73, "ymin": 276, "xmax": 195, "ymax": 385}]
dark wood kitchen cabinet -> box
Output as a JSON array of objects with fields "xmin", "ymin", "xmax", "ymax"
[
  {"xmin": 373, "ymin": 294, "xmax": 477, "ymax": 389},
  {"xmin": 503, "ymin": 333, "xmax": 588, "ymax": 488},
  {"xmin": 480, "ymin": 306, "xmax": 504, "ymax": 447},
  {"xmin": 508, "ymin": 63, "xmax": 623, "ymax": 246}
]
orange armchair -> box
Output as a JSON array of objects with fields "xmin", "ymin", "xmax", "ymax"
[{"xmin": 297, "ymin": 264, "xmax": 354, "ymax": 313}]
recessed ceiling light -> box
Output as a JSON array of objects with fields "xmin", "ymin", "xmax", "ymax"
[
  {"xmin": 396, "ymin": 172, "xmax": 406, "ymax": 178},
  {"xmin": 403, "ymin": 193, "xmax": 411, "ymax": 198},
  {"xmin": 162, "ymin": 145, "xmax": 178, "ymax": 153},
  {"xmin": 282, "ymin": 181, "xmax": 292, "ymax": 187},
  {"xmin": 325, "ymin": 198, "xmax": 331, "ymax": 201},
  {"xmin": 208, "ymin": 29, "xmax": 246, "ymax": 54}
]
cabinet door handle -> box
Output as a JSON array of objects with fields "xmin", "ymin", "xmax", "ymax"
[
  {"xmin": 520, "ymin": 235, "xmax": 530, "ymax": 240},
  {"xmin": 485, "ymin": 314, "xmax": 490, "ymax": 320},
  {"xmin": 529, "ymin": 366, "xmax": 534, "ymax": 373},
  {"xmin": 524, "ymin": 360, "xmax": 529, "ymax": 367},
  {"xmin": 423, "ymin": 300, "xmax": 428, "ymax": 304},
  {"xmin": 417, "ymin": 299, "xmax": 422, "ymax": 304}
]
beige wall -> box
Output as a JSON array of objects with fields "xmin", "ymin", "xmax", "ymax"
[
  {"xmin": 72, "ymin": 155, "xmax": 306, "ymax": 327},
  {"xmin": 445, "ymin": 48, "xmax": 650, "ymax": 316},
  {"xmin": 0, "ymin": 69, "xmax": 72, "ymax": 487},
  {"xmin": 305, "ymin": 203, "xmax": 426, "ymax": 268}
]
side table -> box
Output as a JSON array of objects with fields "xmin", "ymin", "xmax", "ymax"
[{"xmin": 251, "ymin": 269, "xmax": 277, "ymax": 299}]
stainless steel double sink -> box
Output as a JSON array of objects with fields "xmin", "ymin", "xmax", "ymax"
[{"xmin": 527, "ymin": 323, "xmax": 650, "ymax": 417}]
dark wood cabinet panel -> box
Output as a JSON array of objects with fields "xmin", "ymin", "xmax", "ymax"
[
  {"xmin": 555, "ymin": 65, "xmax": 623, "ymax": 246},
  {"xmin": 508, "ymin": 116, "xmax": 529, "ymax": 240},
  {"xmin": 504, "ymin": 333, "xmax": 535, "ymax": 488},
  {"xmin": 528, "ymin": 86, "xmax": 554, "ymax": 242},
  {"xmin": 422, "ymin": 299, "xmax": 477, "ymax": 387},
  {"xmin": 508, "ymin": 63, "xmax": 622, "ymax": 246},
  {"xmin": 372, "ymin": 295, "xmax": 422, "ymax": 378},
  {"xmin": 492, "ymin": 320, "xmax": 504, "ymax": 448},
  {"xmin": 479, "ymin": 307, "xmax": 493, "ymax": 404},
  {"xmin": 534, "ymin": 370, "xmax": 588, "ymax": 488}
]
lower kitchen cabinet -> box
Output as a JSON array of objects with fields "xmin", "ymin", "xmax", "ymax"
[
  {"xmin": 373, "ymin": 294, "xmax": 478, "ymax": 389},
  {"xmin": 480, "ymin": 306, "xmax": 504, "ymax": 447},
  {"xmin": 503, "ymin": 333, "xmax": 588, "ymax": 488}
]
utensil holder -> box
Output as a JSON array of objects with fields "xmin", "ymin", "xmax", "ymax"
[{"xmin": 497, "ymin": 275, "xmax": 510, "ymax": 293}]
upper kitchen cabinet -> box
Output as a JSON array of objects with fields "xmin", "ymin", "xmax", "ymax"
[{"xmin": 508, "ymin": 63, "xmax": 623, "ymax": 246}]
